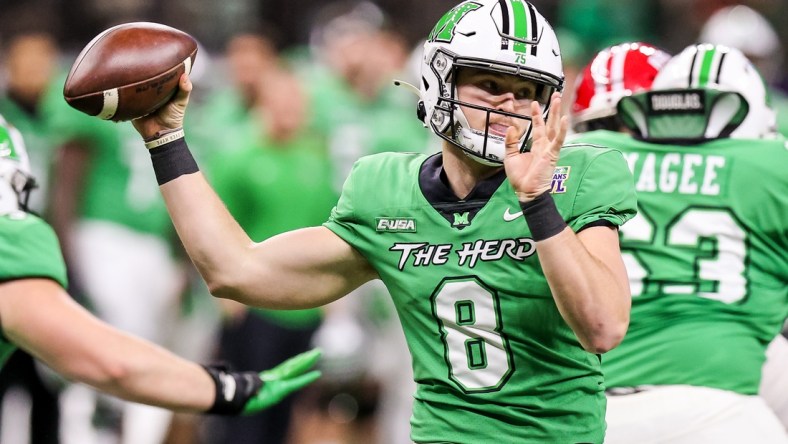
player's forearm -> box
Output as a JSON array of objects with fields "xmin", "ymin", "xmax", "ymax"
[
  {"xmin": 99, "ymin": 346, "xmax": 216, "ymax": 412},
  {"xmin": 158, "ymin": 170, "xmax": 255, "ymax": 297},
  {"xmin": 7, "ymin": 284, "xmax": 216, "ymax": 413},
  {"xmin": 84, "ymin": 336, "xmax": 215, "ymax": 413},
  {"xmin": 536, "ymin": 228, "xmax": 630, "ymax": 353}
]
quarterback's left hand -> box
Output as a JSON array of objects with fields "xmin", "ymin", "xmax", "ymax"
[
  {"xmin": 242, "ymin": 348, "xmax": 322, "ymax": 414},
  {"xmin": 503, "ymin": 92, "xmax": 568, "ymax": 202}
]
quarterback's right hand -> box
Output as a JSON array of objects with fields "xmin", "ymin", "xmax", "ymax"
[{"xmin": 132, "ymin": 73, "xmax": 192, "ymax": 142}]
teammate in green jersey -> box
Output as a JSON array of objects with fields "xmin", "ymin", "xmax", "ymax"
[
  {"xmin": 130, "ymin": 1, "xmax": 637, "ymax": 442},
  {"xmin": 571, "ymin": 43, "xmax": 788, "ymax": 443},
  {"xmin": 0, "ymin": 114, "xmax": 321, "ymax": 421}
]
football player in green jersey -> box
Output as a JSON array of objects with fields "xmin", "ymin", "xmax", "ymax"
[
  {"xmin": 571, "ymin": 43, "xmax": 788, "ymax": 442},
  {"xmin": 0, "ymin": 115, "xmax": 321, "ymax": 419},
  {"xmin": 131, "ymin": 1, "xmax": 637, "ymax": 442}
]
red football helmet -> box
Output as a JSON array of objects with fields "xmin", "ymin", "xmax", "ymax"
[{"xmin": 571, "ymin": 42, "xmax": 671, "ymax": 132}]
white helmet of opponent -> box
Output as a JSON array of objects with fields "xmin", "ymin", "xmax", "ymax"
[
  {"xmin": 419, "ymin": 0, "xmax": 564, "ymax": 165},
  {"xmin": 0, "ymin": 115, "xmax": 36, "ymax": 215},
  {"xmin": 650, "ymin": 43, "xmax": 777, "ymax": 139}
]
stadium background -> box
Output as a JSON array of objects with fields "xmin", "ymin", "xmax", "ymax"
[
  {"xmin": 0, "ymin": 1, "xmax": 785, "ymax": 444},
  {"xmin": 0, "ymin": 0, "xmax": 786, "ymax": 69}
]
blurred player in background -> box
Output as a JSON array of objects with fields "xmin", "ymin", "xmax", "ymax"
[
  {"xmin": 0, "ymin": 31, "xmax": 63, "ymax": 444},
  {"xmin": 571, "ymin": 43, "xmax": 788, "ymax": 443},
  {"xmin": 296, "ymin": 3, "xmax": 426, "ymax": 443},
  {"xmin": 0, "ymin": 32, "xmax": 60, "ymax": 213},
  {"xmin": 130, "ymin": 0, "xmax": 638, "ymax": 442},
  {"xmin": 186, "ymin": 32, "xmax": 318, "ymax": 444},
  {"xmin": 46, "ymin": 81, "xmax": 201, "ymax": 443},
  {"xmin": 571, "ymin": 41, "xmax": 788, "ymax": 434},
  {"xmin": 203, "ymin": 65, "xmax": 336, "ymax": 444},
  {"xmin": 0, "ymin": 113, "xmax": 321, "ymax": 438},
  {"xmin": 187, "ymin": 31, "xmax": 279, "ymax": 160},
  {"xmin": 698, "ymin": 4, "xmax": 788, "ymax": 136},
  {"xmin": 300, "ymin": 0, "xmax": 431, "ymax": 188}
]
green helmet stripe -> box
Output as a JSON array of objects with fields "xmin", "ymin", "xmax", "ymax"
[
  {"xmin": 0, "ymin": 126, "xmax": 18, "ymax": 160},
  {"xmin": 698, "ymin": 47, "xmax": 716, "ymax": 87},
  {"xmin": 511, "ymin": 0, "xmax": 529, "ymax": 54},
  {"xmin": 428, "ymin": 2, "xmax": 482, "ymax": 43}
]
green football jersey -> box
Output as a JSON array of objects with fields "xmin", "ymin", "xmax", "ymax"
[
  {"xmin": 324, "ymin": 147, "xmax": 637, "ymax": 443},
  {"xmin": 43, "ymin": 76, "xmax": 172, "ymax": 237},
  {"xmin": 0, "ymin": 213, "xmax": 68, "ymax": 367},
  {"xmin": 211, "ymin": 135, "xmax": 337, "ymax": 328},
  {"xmin": 573, "ymin": 130, "xmax": 788, "ymax": 395}
]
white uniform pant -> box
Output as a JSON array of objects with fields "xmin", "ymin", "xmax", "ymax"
[
  {"xmin": 761, "ymin": 335, "xmax": 788, "ymax": 431},
  {"xmin": 62, "ymin": 221, "xmax": 185, "ymax": 444},
  {"xmin": 605, "ymin": 385, "xmax": 788, "ymax": 444}
]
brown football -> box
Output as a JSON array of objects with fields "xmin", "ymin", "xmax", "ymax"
[{"xmin": 63, "ymin": 22, "xmax": 197, "ymax": 122}]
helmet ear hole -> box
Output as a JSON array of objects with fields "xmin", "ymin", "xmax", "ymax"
[{"xmin": 417, "ymin": 101, "xmax": 427, "ymax": 123}]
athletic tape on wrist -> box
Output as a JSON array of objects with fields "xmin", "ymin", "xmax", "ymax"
[
  {"xmin": 144, "ymin": 128, "xmax": 185, "ymax": 149},
  {"xmin": 519, "ymin": 191, "xmax": 567, "ymax": 241},
  {"xmin": 148, "ymin": 138, "xmax": 199, "ymax": 185},
  {"xmin": 202, "ymin": 365, "xmax": 263, "ymax": 415}
]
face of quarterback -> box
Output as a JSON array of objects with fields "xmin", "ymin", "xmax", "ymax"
[{"xmin": 455, "ymin": 67, "xmax": 548, "ymax": 143}]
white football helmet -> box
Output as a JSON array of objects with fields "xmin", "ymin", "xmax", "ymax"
[
  {"xmin": 698, "ymin": 5, "xmax": 782, "ymax": 84},
  {"xmin": 419, "ymin": 0, "xmax": 564, "ymax": 165},
  {"xmin": 0, "ymin": 115, "xmax": 36, "ymax": 215},
  {"xmin": 649, "ymin": 43, "xmax": 777, "ymax": 139}
]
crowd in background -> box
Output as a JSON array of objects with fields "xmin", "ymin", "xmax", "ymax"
[{"xmin": 0, "ymin": 0, "xmax": 785, "ymax": 443}]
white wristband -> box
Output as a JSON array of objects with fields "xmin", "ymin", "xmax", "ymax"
[{"xmin": 144, "ymin": 128, "xmax": 185, "ymax": 149}]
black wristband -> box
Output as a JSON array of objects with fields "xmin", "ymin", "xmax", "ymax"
[
  {"xmin": 148, "ymin": 138, "xmax": 199, "ymax": 185},
  {"xmin": 202, "ymin": 364, "xmax": 263, "ymax": 415},
  {"xmin": 520, "ymin": 191, "xmax": 567, "ymax": 242}
]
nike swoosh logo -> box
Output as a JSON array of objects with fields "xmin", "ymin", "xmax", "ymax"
[{"xmin": 503, "ymin": 207, "xmax": 523, "ymax": 222}]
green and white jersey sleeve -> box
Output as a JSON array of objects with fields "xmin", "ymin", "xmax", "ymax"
[
  {"xmin": 324, "ymin": 146, "xmax": 636, "ymax": 443},
  {"xmin": 574, "ymin": 130, "xmax": 788, "ymax": 395},
  {"xmin": 0, "ymin": 213, "xmax": 68, "ymax": 367}
]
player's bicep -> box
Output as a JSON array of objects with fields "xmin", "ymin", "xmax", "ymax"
[{"xmin": 233, "ymin": 226, "xmax": 377, "ymax": 309}]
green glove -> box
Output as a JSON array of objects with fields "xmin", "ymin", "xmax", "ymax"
[{"xmin": 242, "ymin": 348, "xmax": 323, "ymax": 414}]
